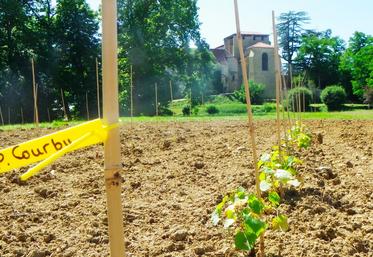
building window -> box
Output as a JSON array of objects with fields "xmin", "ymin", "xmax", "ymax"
[{"xmin": 262, "ymin": 53, "xmax": 268, "ymax": 71}]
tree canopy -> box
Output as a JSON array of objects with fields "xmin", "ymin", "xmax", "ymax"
[{"xmin": 117, "ymin": 0, "xmax": 214, "ymax": 115}]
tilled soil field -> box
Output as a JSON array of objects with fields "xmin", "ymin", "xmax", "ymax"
[{"xmin": 0, "ymin": 120, "xmax": 372, "ymax": 257}]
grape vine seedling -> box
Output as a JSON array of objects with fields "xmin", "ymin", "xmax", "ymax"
[{"xmin": 212, "ymin": 187, "xmax": 288, "ymax": 253}]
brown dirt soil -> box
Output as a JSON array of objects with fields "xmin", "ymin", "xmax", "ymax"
[{"xmin": 0, "ymin": 120, "xmax": 372, "ymax": 257}]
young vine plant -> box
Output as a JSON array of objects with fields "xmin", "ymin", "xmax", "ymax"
[
  {"xmin": 212, "ymin": 122, "xmax": 313, "ymax": 254},
  {"xmin": 211, "ymin": 187, "xmax": 288, "ymax": 252}
]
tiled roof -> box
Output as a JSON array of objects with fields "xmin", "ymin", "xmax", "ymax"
[
  {"xmin": 224, "ymin": 31, "xmax": 269, "ymax": 39},
  {"xmin": 247, "ymin": 42, "xmax": 273, "ymax": 49},
  {"xmin": 211, "ymin": 48, "xmax": 228, "ymax": 63}
]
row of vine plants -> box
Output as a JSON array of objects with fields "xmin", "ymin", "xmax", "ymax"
[{"xmin": 211, "ymin": 121, "xmax": 313, "ymax": 255}]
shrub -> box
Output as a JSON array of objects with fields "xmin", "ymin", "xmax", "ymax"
[
  {"xmin": 192, "ymin": 107, "xmax": 200, "ymax": 115},
  {"xmin": 320, "ymin": 86, "xmax": 346, "ymax": 111},
  {"xmin": 206, "ymin": 105, "xmax": 219, "ymax": 115},
  {"xmin": 159, "ymin": 106, "xmax": 173, "ymax": 116},
  {"xmin": 287, "ymin": 87, "xmax": 313, "ymax": 112},
  {"xmin": 261, "ymin": 102, "xmax": 276, "ymax": 113},
  {"xmin": 182, "ymin": 105, "xmax": 191, "ymax": 116},
  {"xmin": 233, "ymin": 81, "xmax": 266, "ymax": 105}
]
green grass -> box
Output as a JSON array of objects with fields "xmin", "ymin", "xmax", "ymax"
[
  {"xmin": 0, "ymin": 120, "xmax": 81, "ymax": 131},
  {"xmin": 119, "ymin": 109, "xmax": 373, "ymax": 123},
  {"xmin": 1, "ymin": 109, "xmax": 372, "ymax": 131}
]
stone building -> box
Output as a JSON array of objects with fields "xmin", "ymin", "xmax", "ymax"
[{"xmin": 212, "ymin": 32, "xmax": 276, "ymax": 99}]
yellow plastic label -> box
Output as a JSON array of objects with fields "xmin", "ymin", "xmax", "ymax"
[{"xmin": 0, "ymin": 119, "xmax": 113, "ymax": 179}]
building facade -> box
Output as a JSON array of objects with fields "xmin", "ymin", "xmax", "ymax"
[{"xmin": 212, "ymin": 32, "xmax": 276, "ymax": 99}]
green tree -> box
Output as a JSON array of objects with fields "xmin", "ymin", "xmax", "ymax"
[
  {"xmin": 54, "ymin": 0, "xmax": 100, "ymax": 118},
  {"xmin": 340, "ymin": 32, "xmax": 373, "ymax": 99},
  {"xmin": 0, "ymin": 0, "xmax": 35, "ymax": 122},
  {"xmin": 277, "ymin": 11, "xmax": 310, "ymax": 82},
  {"xmin": 296, "ymin": 29, "xmax": 345, "ymax": 88},
  {"xmin": 117, "ymin": 0, "xmax": 213, "ymax": 115}
]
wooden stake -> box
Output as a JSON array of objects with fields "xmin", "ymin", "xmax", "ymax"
[
  {"xmin": 0, "ymin": 106, "xmax": 3, "ymax": 126},
  {"xmin": 96, "ymin": 58, "xmax": 101, "ymax": 118},
  {"xmin": 233, "ymin": 1, "xmax": 264, "ymax": 256},
  {"xmin": 32, "ymin": 59, "xmax": 39, "ymax": 127},
  {"xmin": 130, "ymin": 65, "xmax": 133, "ymax": 118},
  {"xmin": 86, "ymin": 91, "xmax": 90, "ymax": 120},
  {"xmin": 297, "ymin": 75, "xmax": 302, "ymax": 122},
  {"xmin": 155, "ymin": 83, "xmax": 158, "ymax": 116},
  {"xmin": 272, "ymin": 11, "xmax": 282, "ymax": 148},
  {"xmin": 189, "ymin": 88, "xmax": 192, "ymax": 115},
  {"xmin": 21, "ymin": 107, "xmax": 24, "ymax": 125},
  {"xmin": 169, "ymin": 80, "xmax": 173, "ymax": 102},
  {"xmin": 8, "ymin": 107, "xmax": 10, "ymax": 125},
  {"xmin": 47, "ymin": 108, "xmax": 51, "ymax": 123},
  {"xmin": 60, "ymin": 88, "xmax": 68, "ymax": 121},
  {"xmin": 102, "ymin": 1, "xmax": 125, "ymax": 256}
]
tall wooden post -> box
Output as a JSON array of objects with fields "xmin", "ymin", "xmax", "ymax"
[
  {"xmin": 102, "ymin": 1, "xmax": 125, "ymax": 256},
  {"xmin": 60, "ymin": 88, "xmax": 68, "ymax": 121},
  {"xmin": 0, "ymin": 107, "xmax": 3, "ymax": 126},
  {"xmin": 47, "ymin": 108, "xmax": 51, "ymax": 123},
  {"xmin": 32, "ymin": 59, "xmax": 39, "ymax": 127},
  {"xmin": 233, "ymin": 1, "xmax": 264, "ymax": 256},
  {"xmin": 96, "ymin": 58, "xmax": 101, "ymax": 118},
  {"xmin": 21, "ymin": 107, "xmax": 24, "ymax": 125},
  {"xmin": 169, "ymin": 80, "xmax": 173, "ymax": 102},
  {"xmin": 86, "ymin": 91, "xmax": 90, "ymax": 120},
  {"xmin": 7, "ymin": 107, "xmax": 10, "ymax": 125},
  {"xmin": 130, "ymin": 65, "xmax": 133, "ymax": 118},
  {"xmin": 272, "ymin": 11, "xmax": 282, "ymax": 148},
  {"xmin": 155, "ymin": 83, "xmax": 158, "ymax": 116}
]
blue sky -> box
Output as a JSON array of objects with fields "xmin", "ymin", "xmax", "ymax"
[{"xmin": 87, "ymin": 0, "xmax": 373, "ymax": 48}]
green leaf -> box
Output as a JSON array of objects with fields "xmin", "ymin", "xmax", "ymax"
[
  {"xmin": 274, "ymin": 169, "xmax": 293, "ymax": 182},
  {"xmin": 259, "ymin": 171, "xmax": 266, "ymax": 181},
  {"xmin": 287, "ymin": 179, "xmax": 301, "ymax": 187},
  {"xmin": 225, "ymin": 205, "xmax": 235, "ymax": 219},
  {"xmin": 268, "ymin": 191, "xmax": 281, "ymax": 206},
  {"xmin": 247, "ymin": 195, "xmax": 265, "ymax": 214},
  {"xmin": 234, "ymin": 231, "xmax": 257, "ymax": 251},
  {"xmin": 224, "ymin": 218, "xmax": 235, "ymax": 228},
  {"xmin": 260, "ymin": 153, "xmax": 271, "ymax": 162},
  {"xmin": 211, "ymin": 210, "xmax": 220, "ymax": 225},
  {"xmin": 215, "ymin": 196, "xmax": 228, "ymax": 215},
  {"xmin": 259, "ymin": 180, "xmax": 272, "ymax": 192},
  {"xmin": 235, "ymin": 187, "xmax": 247, "ymax": 199},
  {"xmin": 272, "ymin": 214, "xmax": 289, "ymax": 232},
  {"xmin": 244, "ymin": 215, "xmax": 267, "ymax": 237}
]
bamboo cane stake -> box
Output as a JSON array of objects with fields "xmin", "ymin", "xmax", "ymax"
[
  {"xmin": 86, "ymin": 91, "xmax": 90, "ymax": 120},
  {"xmin": 96, "ymin": 58, "xmax": 101, "ymax": 118},
  {"xmin": 282, "ymin": 75, "xmax": 292, "ymax": 128},
  {"xmin": 155, "ymin": 83, "xmax": 158, "ymax": 116},
  {"xmin": 0, "ymin": 106, "xmax": 3, "ymax": 126},
  {"xmin": 8, "ymin": 107, "xmax": 10, "ymax": 125},
  {"xmin": 169, "ymin": 80, "xmax": 173, "ymax": 102},
  {"xmin": 297, "ymin": 75, "xmax": 302, "ymax": 122},
  {"xmin": 102, "ymin": 0, "xmax": 125, "ymax": 256},
  {"xmin": 60, "ymin": 88, "xmax": 68, "ymax": 121},
  {"xmin": 21, "ymin": 107, "xmax": 24, "ymax": 125},
  {"xmin": 47, "ymin": 108, "xmax": 51, "ymax": 123},
  {"xmin": 32, "ymin": 59, "xmax": 39, "ymax": 127},
  {"xmin": 130, "ymin": 65, "xmax": 133, "ymax": 119},
  {"xmin": 189, "ymin": 88, "xmax": 192, "ymax": 115},
  {"xmin": 233, "ymin": 1, "xmax": 264, "ymax": 256},
  {"xmin": 289, "ymin": 65, "xmax": 296, "ymax": 121},
  {"xmin": 272, "ymin": 11, "xmax": 282, "ymax": 148}
]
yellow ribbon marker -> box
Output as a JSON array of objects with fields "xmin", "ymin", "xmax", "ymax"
[{"xmin": 0, "ymin": 119, "xmax": 118, "ymax": 180}]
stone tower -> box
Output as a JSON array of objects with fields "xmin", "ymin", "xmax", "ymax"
[{"xmin": 212, "ymin": 32, "xmax": 276, "ymax": 99}]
